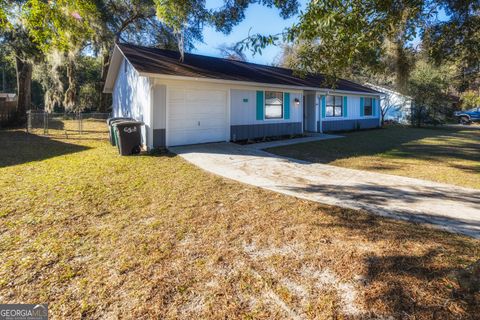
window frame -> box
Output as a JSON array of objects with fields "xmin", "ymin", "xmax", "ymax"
[
  {"xmin": 264, "ymin": 91, "xmax": 284, "ymax": 120},
  {"xmin": 364, "ymin": 97, "xmax": 373, "ymax": 116},
  {"xmin": 325, "ymin": 95, "xmax": 343, "ymax": 118}
]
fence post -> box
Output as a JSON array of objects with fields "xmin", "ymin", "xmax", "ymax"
[
  {"xmin": 77, "ymin": 112, "xmax": 83, "ymax": 134},
  {"xmin": 43, "ymin": 112, "xmax": 47, "ymax": 135},
  {"xmin": 26, "ymin": 110, "xmax": 30, "ymax": 133}
]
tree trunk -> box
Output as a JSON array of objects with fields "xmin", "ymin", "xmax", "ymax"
[
  {"xmin": 393, "ymin": 39, "xmax": 410, "ymax": 94},
  {"xmin": 64, "ymin": 58, "xmax": 77, "ymax": 111},
  {"xmin": 98, "ymin": 49, "xmax": 110, "ymax": 112},
  {"xmin": 416, "ymin": 106, "xmax": 422, "ymax": 128},
  {"xmin": 15, "ymin": 56, "xmax": 32, "ymax": 122}
]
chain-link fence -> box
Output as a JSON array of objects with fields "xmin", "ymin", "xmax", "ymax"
[{"xmin": 26, "ymin": 111, "xmax": 111, "ymax": 138}]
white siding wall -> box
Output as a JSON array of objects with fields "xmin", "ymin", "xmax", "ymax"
[
  {"xmin": 230, "ymin": 89, "xmax": 303, "ymax": 125},
  {"xmin": 111, "ymin": 58, "xmax": 153, "ymax": 148},
  {"xmin": 366, "ymin": 83, "xmax": 412, "ymax": 124},
  {"xmin": 153, "ymin": 84, "xmax": 166, "ymax": 130},
  {"xmin": 382, "ymin": 93, "xmax": 411, "ymax": 124}
]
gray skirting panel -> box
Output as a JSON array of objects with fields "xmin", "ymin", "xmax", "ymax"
[
  {"xmin": 231, "ymin": 122, "xmax": 302, "ymax": 141},
  {"xmin": 318, "ymin": 118, "xmax": 380, "ymax": 132},
  {"xmin": 153, "ymin": 129, "xmax": 166, "ymax": 148}
]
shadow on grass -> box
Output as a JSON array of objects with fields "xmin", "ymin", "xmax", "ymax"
[
  {"xmin": 267, "ymin": 126, "xmax": 480, "ymax": 165},
  {"xmin": 63, "ymin": 129, "xmax": 108, "ymax": 134},
  {"xmin": 285, "ymin": 182, "xmax": 480, "ymax": 238},
  {"xmin": 134, "ymin": 149, "xmax": 177, "ymax": 159},
  {"xmin": 286, "ymin": 182, "xmax": 480, "ymax": 207},
  {"xmin": 46, "ymin": 136, "xmax": 108, "ymax": 141},
  {"xmin": 316, "ymin": 206, "xmax": 480, "ymax": 317},
  {"xmin": 365, "ymin": 251, "xmax": 454, "ymax": 316},
  {"xmin": 0, "ymin": 130, "xmax": 90, "ymax": 168},
  {"xmin": 363, "ymin": 250, "xmax": 480, "ymax": 317},
  {"xmin": 451, "ymin": 163, "xmax": 480, "ymax": 174}
]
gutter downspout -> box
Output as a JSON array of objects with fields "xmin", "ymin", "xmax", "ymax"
[{"xmin": 318, "ymin": 94, "xmax": 323, "ymax": 133}]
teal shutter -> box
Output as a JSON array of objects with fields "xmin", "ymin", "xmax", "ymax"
[
  {"xmin": 321, "ymin": 96, "xmax": 326, "ymax": 118},
  {"xmin": 256, "ymin": 91, "xmax": 264, "ymax": 120},
  {"xmin": 284, "ymin": 92, "xmax": 290, "ymax": 119},
  {"xmin": 343, "ymin": 96, "xmax": 348, "ymax": 117},
  {"xmin": 360, "ymin": 97, "xmax": 364, "ymax": 117},
  {"xmin": 372, "ymin": 98, "xmax": 377, "ymax": 117}
]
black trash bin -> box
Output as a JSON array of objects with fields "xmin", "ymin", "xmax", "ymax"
[
  {"xmin": 107, "ymin": 117, "xmax": 134, "ymax": 146},
  {"xmin": 113, "ymin": 121, "xmax": 144, "ymax": 155}
]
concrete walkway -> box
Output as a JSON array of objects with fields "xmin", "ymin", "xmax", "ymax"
[
  {"xmin": 170, "ymin": 143, "xmax": 480, "ymax": 238},
  {"xmin": 245, "ymin": 133, "xmax": 343, "ymax": 150}
]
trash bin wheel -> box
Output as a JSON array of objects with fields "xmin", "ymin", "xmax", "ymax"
[{"xmin": 132, "ymin": 145, "xmax": 141, "ymax": 155}]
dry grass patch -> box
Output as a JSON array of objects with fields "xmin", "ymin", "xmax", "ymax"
[
  {"xmin": 0, "ymin": 125, "xmax": 479, "ymax": 319},
  {"xmin": 267, "ymin": 126, "xmax": 480, "ymax": 189}
]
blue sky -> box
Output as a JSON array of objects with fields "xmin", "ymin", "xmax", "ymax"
[
  {"xmin": 193, "ymin": 0, "xmax": 307, "ymax": 64},
  {"xmin": 193, "ymin": 1, "xmax": 450, "ymax": 65}
]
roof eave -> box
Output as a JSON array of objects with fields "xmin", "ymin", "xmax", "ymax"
[
  {"xmin": 103, "ymin": 44, "xmax": 126, "ymax": 93},
  {"xmin": 138, "ymin": 71, "xmax": 383, "ymax": 96}
]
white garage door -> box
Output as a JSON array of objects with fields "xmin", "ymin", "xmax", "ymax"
[{"xmin": 167, "ymin": 87, "xmax": 228, "ymax": 146}]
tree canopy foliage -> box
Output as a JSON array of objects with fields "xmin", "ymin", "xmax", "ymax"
[
  {"xmin": 1, "ymin": 0, "xmax": 477, "ymax": 123},
  {"xmin": 423, "ymin": 0, "xmax": 479, "ymax": 91},
  {"xmin": 0, "ymin": 1, "xmax": 42, "ymax": 119},
  {"xmin": 0, "ymin": 0, "xmax": 9, "ymax": 30},
  {"xmin": 23, "ymin": 0, "xmax": 100, "ymax": 53},
  {"xmin": 243, "ymin": 0, "xmax": 479, "ymax": 95},
  {"xmin": 408, "ymin": 59, "xmax": 456, "ymax": 125},
  {"xmin": 460, "ymin": 90, "xmax": 480, "ymax": 109},
  {"xmin": 0, "ymin": 0, "xmax": 300, "ymax": 116},
  {"xmin": 21, "ymin": 0, "xmax": 102, "ymax": 109}
]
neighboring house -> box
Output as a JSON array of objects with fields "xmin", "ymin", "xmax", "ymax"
[
  {"xmin": 0, "ymin": 93, "xmax": 17, "ymax": 126},
  {"xmin": 104, "ymin": 43, "xmax": 382, "ymax": 149},
  {"xmin": 365, "ymin": 83, "xmax": 412, "ymax": 124},
  {"xmin": 0, "ymin": 93, "xmax": 17, "ymax": 110},
  {"xmin": 0, "ymin": 93, "xmax": 17, "ymax": 102}
]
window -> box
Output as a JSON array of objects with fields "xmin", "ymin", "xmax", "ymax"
[
  {"xmin": 265, "ymin": 91, "xmax": 283, "ymax": 119},
  {"xmin": 326, "ymin": 95, "xmax": 343, "ymax": 117},
  {"xmin": 364, "ymin": 98, "xmax": 373, "ymax": 116}
]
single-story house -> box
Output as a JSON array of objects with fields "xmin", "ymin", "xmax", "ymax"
[
  {"xmin": 365, "ymin": 83, "xmax": 412, "ymax": 124},
  {"xmin": 103, "ymin": 43, "xmax": 383, "ymax": 149}
]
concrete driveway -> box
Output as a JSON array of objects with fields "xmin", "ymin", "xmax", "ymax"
[{"xmin": 171, "ymin": 142, "xmax": 480, "ymax": 238}]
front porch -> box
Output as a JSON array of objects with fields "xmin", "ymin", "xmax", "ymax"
[{"xmin": 303, "ymin": 90, "xmax": 381, "ymax": 133}]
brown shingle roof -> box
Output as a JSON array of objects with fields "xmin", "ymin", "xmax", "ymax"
[{"xmin": 117, "ymin": 43, "xmax": 382, "ymax": 94}]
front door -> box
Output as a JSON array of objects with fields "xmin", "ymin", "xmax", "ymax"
[{"xmin": 304, "ymin": 95, "xmax": 317, "ymax": 132}]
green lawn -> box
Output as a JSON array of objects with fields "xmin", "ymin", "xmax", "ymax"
[
  {"xmin": 267, "ymin": 126, "xmax": 480, "ymax": 189},
  {"xmin": 0, "ymin": 126, "xmax": 479, "ymax": 319}
]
